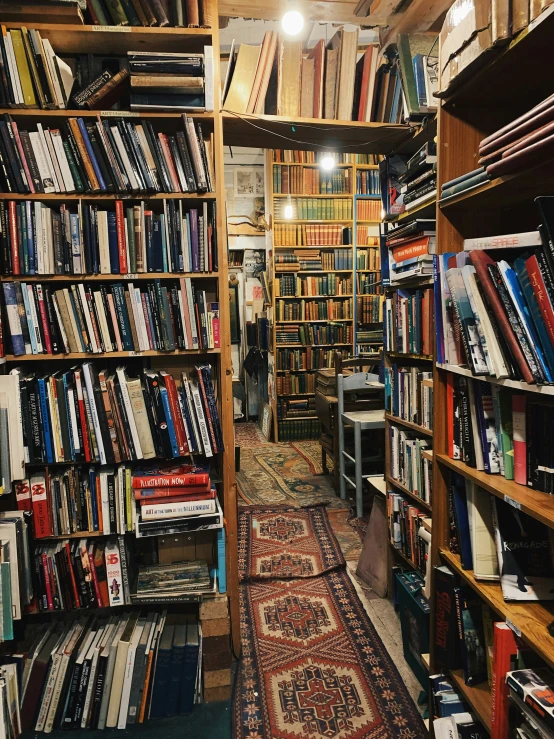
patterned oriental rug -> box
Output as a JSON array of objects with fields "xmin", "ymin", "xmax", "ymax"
[
  {"xmin": 238, "ymin": 506, "xmax": 346, "ymax": 581},
  {"xmin": 233, "ymin": 506, "xmax": 427, "ymax": 739}
]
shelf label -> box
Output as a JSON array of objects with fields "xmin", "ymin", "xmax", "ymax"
[
  {"xmin": 128, "ymin": 351, "xmax": 143, "ymax": 356},
  {"xmin": 506, "ymin": 619, "xmax": 522, "ymax": 637},
  {"xmin": 504, "ymin": 495, "xmax": 521, "ymax": 510},
  {"xmin": 124, "ymin": 274, "xmax": 139, "ymax": 280},
  {"xmin": 100, "ymin": 110, "xmax": 140, "ymax": 117},
  {"xmin": 92, "ymin": 25, "xmax": 132, "ymax": 31}
]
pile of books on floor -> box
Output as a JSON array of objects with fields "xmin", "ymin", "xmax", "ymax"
[
  {"xmin": 0, "ymin": 113, "xmax": 213, "ymax": 194},
  {"xmin": 1, "ymin": 611, "xmax": 202, "ymax": 734},
  {"xmin": 85, "ymin": 0, "xmax": 212, "ymax": 28},
  {"xmin": 128, "ymin": 50, "xmax": 212, "ymax": 112},
  {"xmin": 430, "ymin": 674, "xmax": 485, "ymax": 738},
  {"xmin": 0, "ymin": 365, "xmax": 223, "ymax": 478},
  {"xmin": 436, "ymin": 197, "xmax": 554, "ymax": 385},
  {"xmin": 223, "ymin": 30, "xmax": 437, "ymax": 123},
  {"xmin": 2, "ymin": 278, "xmax": 220, "ymax": 356},
  {"xmin": 385, "ymin": 218, "xmax": 436, "ymax": 284},
  {"xmin": 2, "ymin": 199, "xmax": 217, "ymax": 276}
]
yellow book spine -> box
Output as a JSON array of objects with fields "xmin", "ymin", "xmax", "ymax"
[{"xmin": 9, "ymin": 29, "xmax": 37, "ymax": 108}]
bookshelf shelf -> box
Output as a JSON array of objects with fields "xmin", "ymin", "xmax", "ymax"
[
  {"xmin": 3, "ymin": 192, "xmax": 216, "ymax": 201},
  {"xmin": 385, "ymin": 475, "xmax": 432, "ymax": 511},
  {"xmin": 436, "ymin": 453, "xmax": 554, "ymax": 529},
  {"xmin": 440, "ymin": 548, "xmax": 554, "ymax": 672},
  {"xmin": 356, "ymin": 219, "xmax": 381, "ymax": 224},
  {"xmin": 16, "ymin": 272, "xmax": 218, "ymax": 282},
  {"xmin": 357, "ymin": 270, "xmax": 381, "ymax": 273},
  {"xmin": 274, "ymin": 245, "xmax": 353, "ymax": 249},
  {"xmin": 355, "ymin": 164, "xmax": 380, "ymax": 170},
  {"xmin": 436, "ymin": 363, "xmax": 554, "ymax": 395},
  {"xmin": 385, "ymin": 197, "xmax": 437, "ymax": 223},
  {"xmin": 276, "ymin": 343, "xmax": 352, "ymax": 348},
  {"xmin": 272, "ymin": 193, "xmax": 353, "ymax": 198},
  {"xmin": 1, "ymin": 22, "xmax": 212, "ymax": 53},
  {"xmin": 277, "ymin": 415, "xmax": 316, "ymax": 421},
  {"xmin": 449, "ymin": 670, "xmax": 492, "ymax": 731},
  {"xmin": 278, "ymin": 392, "xmax": 315, "ymax": 397},
  {"xmin": 276, "ymin": 319, "xmax": 352, "ymax": 323},
  {"xmin": 5, "ymin": 348, "xmax": 221, "ymax": 361},
  {"xmin": 223, "ymin": 113, "xmax": 412, "ymax": 154},
  {"xmin": 274, "ymin": 219, "xmax": 353, "ymax": 224},
  {"xmin": 38, "ymin": 531, "xmax": 108, "ymax": 540},
  {"xmin": 276, "ymin": 369, "xmax": 317, "ymax": 373},
  {"xmin": 276, "ymin": 294, "xmax": 353, "ymax": 299},
  {"xmin": 384, "ymin": 413, "xmax": 433, "ymax": 437},
  {"xmin": 390, "ymin": 543, "xmax": 418, "ymax": 570},
  {"xmin": 386, "ymin": 352, "xmax": 433, "ymax": 361},
  {"xmin": 0, "ymin": 109, "xmax": 215, "ymax": 121},
  {"xmin": 272, "ymin": 162, "xmax": 354, "ymax": 168},
  {"xmin": 283, "ymin": 270, "xmax": 353, "ymax": 274}
]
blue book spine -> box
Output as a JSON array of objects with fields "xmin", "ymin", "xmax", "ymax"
[
  {"xmin": 20, "ymin": 284, "xmax": 37, "ymax": 354},
  {"xmin": 472, "ymin": 380, "xmax": 492, "ymax": 474},
  {"xmin": 19, "ymin": 203, "xmax": 29, "ymax": 275},
  {"xmin": 216, "ymin": 526, "xmax": 226, "ymax": 594},
  {"xmin": 77, "ymin": 118, "xmax": 107, "ymax": 192},
  {"xmin": 151, "ymin": 218, "xmax": 164, "ymax": 272},
  {"xmin": 149, "ymin": 642, "xmax": 173, "ymax": 719},
  {"xmin": 69, "ymin": 212, "xmax": 81, "ymax": 274},
  {"xmin": 514, "ymin": 257, "xmax": 554, "ymax": 380},
  {"xmin": 107, "ymin": 212, "xmax": 119, "ymax": 274},
  {"xmin": 112, "ymin": 284, "xmax": 133, "ymax": 351},
  {"xmin": 166, "ymin": 642, "xmax": 185, "ymax": 717},
  {"xmin": 179, "ymin": 643, "xmax": 199, "ymax": 714},
  {"xmin": 412, "ymin": 54, "xmax": 426, "ymax": 106},
  {"xmin": 37, "ymin": 378, "xmax": 54, "ymax": 463},
  {"xmin": 159, "ymin": 386, "xmax": 179, "ymax": 457}
]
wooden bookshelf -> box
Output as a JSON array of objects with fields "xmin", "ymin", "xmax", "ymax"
[
  {"xmin": 2, "ymin": 192, "xmax": 216, "ymax": 200},
  {"xmin": 449, "ymin": 669, "xmax": 492, "ymax": 731},
  {"xmin": 5, "ymin": 348, "xmax": 221, "ymax": 361},
  {"xmin": 16, "ymin": 273, "xmax": 219, "ymax": 282},
  {"xmin": 384, "ymin": 413, "xmax": 433, "ymax": 437},
  {"xmin": 437, "ymin": 363, "xmax": 554, "ymax": 396},
  {"xmin": 385, "ymin": 475, "xmax": 432, "ymax": 511}
]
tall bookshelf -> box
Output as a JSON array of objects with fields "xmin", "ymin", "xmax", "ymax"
[
  {"xmin": 0, "ymin": 2, "xmax": 241, "ymax": 659},
  {"xmin": 267, "ymin": 151, "xmax": 383, "ymax": 441},
  {"xmin": 429, "ymin": 10, "xmax": 554, "ymax": 729}
]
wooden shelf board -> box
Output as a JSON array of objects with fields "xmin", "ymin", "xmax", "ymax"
[
  {"xmin": 4, "ymin": 192, "xmax": 215, "ymax": 201},
  {"xmin": 436, "ymin": 363, "xmax": 554, "ymax": 396},
  {"xmin": 421, "ymin": 449, "xmax": 434, "ymax": 462},
  {"xmin": 436, "ymin": 454, "xmax": 554, "ymax": 528},
  {"xmin": 278, "ymin": 392, "xmax": 315, "ymax": 396},
  {"xmin": 280, "ymin": 270, "xmax": 353, "ymax": 274},
  {"xmin": 274, "ymin": 219, "xmax": 353, "ymax": 224},
  {"xmin": 276, "ymin": 295, "xmax": 353, "ymax": 299},
  {"xmin": 385, "ymin": 413, "xmax": 433, "ymax": 437},
  {"xmin": 13, "ymin": 272, "xmax": 218, "ymax": 282},
  {"xmin": 276, "ymin": 343, "xmax": 352, "ymax": 348},
  {"xmin": 421, "ymin": 653, "xmax": 431, "ymax": 672},
  {"xmin": 1, "ymin": 22, "xmax": 211, "ymax": 53},
  {"xmin": 279, "ymin": 416, "xmax": 317, "ymax": 421},
  {"xmin": 440, "ymin": 548, "xmax": 554, "ymax": 672},
  {"xmin": 274, "ymin": 245, "xmax": 352, "ymax": 249},
  {"xmin": 386, "ymin": 277, "xmax": 434, "ymax": 288},
  {"xmin": 272, "ymin": 162, "xmax": 355, "ymax": 168},
  {"xmin": 354, "ymin": 164, "xmax": 380, "ymax": 170},
  {"xmin": 223, "ymin": 114, "xmax": 412, "ymax": 154},
  {"xmin": 38, "ymin": 531, "xmax": 107, "ymax": 540},
  {"xmin": 276, "ymin": 369, "xmax": 318, "ymax": 373},
  {"xmin": 6, "ymin": 348, "xmax": 221, "ymax": 361},
  {"xmin": 385, "ymin": 475, "xmax": 432, "ymax": 511},
  {"xmin": 357, "ymin": 270, "xmax": 381, "ymax": 273},
  {"xmin": 449, "ymin": 669, "xmax": 492, "ymax": 731},
  {"xmin": 273, "ymin": 193, "xmax": 353, "ymax": 198},
  {"xmin": 386, "ymin": 352, "xmax": 433, "ymax": 361},
  {"xmin": 0, "ymin": 109, "xmax": 214, "ymax": 120},
  {"xmin": 389, "ymin": 542, "xmax": 417, "ymax": 569},
  {"xmin": 385, "ymin": 197, "xmax": 437, "ymax": 223},
  {"xmin": 276, "ymin": 319, "xmax": 352, "ymax": 323},
  {"xmin": 356, "ymin": 220, "xmax": 381, "ymax": 224}
]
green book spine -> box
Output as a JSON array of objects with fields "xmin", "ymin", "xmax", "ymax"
[
  {"xmin": 125, "ymin": 207, "xmax": 136, "ymax": 273},
  {"xmin": 498, "ymin": 389, "xmax": 514, "ymax": 480},
  {"xmin": 63, "ymin": 140, "xmax": 85, "ymax": 193}
]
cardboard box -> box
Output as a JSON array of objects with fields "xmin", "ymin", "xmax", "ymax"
[
  {"xmin": 439, "ymin": 0, "xmax": 493, "ymax": 92},
  {"xmin": 204, "ymin": 668, "xmax": 232, "ymax": 689}
]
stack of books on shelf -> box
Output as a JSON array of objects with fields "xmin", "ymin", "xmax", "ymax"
[
  {"xmin": 384, "ymin": 286, "xmax": 434, "ymax": 355},
  {"xmin": 274, "ymin": 249, "xmax": 352, "ymax": 271},
  {"xmin": 357, "ymin": 326, "xmax": 383, "ymax": 354},
  {"xmin": 273, "ymin": 224, "xmax": 351, "ymax": 247},
  {"xmin": 430, "ymin": 674, "xmax": 485, "ymax": 739},
  {"xmin": 380, "ymin": 145, "xmax": 436, "ymax": 219},
  {"xmin": 385, "ymin": 218, "xmax": 436, "ymax": 284},
  {"xmin": 435, "ymin": 199, "xmax": 554, "ymax": 385},
  {"xmin": 2, "ymin": 278, "xmax": 220, "ymax": 356},
  {"xmin": 274, "ymin": 197, "xmax": 352, "ymax": 220},
  {"xmin": 384, "ymin": 365, "xmax": 433, "ymax": 429},
  {"xmin": 1, "ymin": 199, "xmax": 217, "ymax": 276},
  {"xmin": 272, "ymin": 150, "xmax": 380, "ymax": 164},
  {"xmin": 439, "ymin": 167, "xmax": 491, "ymax": 201},
  {"xmin": 388, "ymin": 428, "xmax": 432, "ymax": 502},
  {"xmin": 276, "ymin": 373, "xmax": 315, "ymax": 394},
  {"xmin": 276, "ymin": 298, "xmax": 352, "ymax": 322},
  {"xmin": 272, "ymin": 164, "xmax": 351, "ymax": 195},
  {"xmin": 85, "ymin": 0, "xmax": 212, "ymax": 27},
  {"xmin": 387, "ymin": 491, "xmax": 430, "ymax": 570},
  {"xmin": 276, "ymin": 347, "xmax": 347, "ymax": 371},
  {"xmin": 275, "ymin": 274, "xmax": 352, "ymax": 297},
  {"xmin": 134, "ymin": 560, "xmax": 211, "ymax": 602},
  {"xmin": 0, "ymin": 113, "xmax": 213, "ymax": 195},
  {"xmin": 357, "ymin": 271, "xmax": 381, "ymax": 295},
  {"xmin": 128, "ymin": 50, "xmax": 212, "ymax": 112},
  {"xmin": 382, "ymin": 35, "xmax": 438, "ymax": 122},
  {"xmin": 275, "ymin": 322, "xmax": 352, "ymax": 347},
  {"xmin": 277, "ymin": 397, "xmax": 316, "ymax": 418},
  {"xmin": 0, "ymin": 611, "xmax": 202, "ymax": 734},
  {"xmin": 356, "ymin": 168, "xmax": 380, "ymax": 195}
]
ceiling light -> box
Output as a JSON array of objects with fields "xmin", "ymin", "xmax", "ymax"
[
  {"xmin": 284, "ymin": 202, "xmax": 294, "ymax": 219},
  {"xmin": 320, "ymin": 154, "xmax": 335, "ymax": 171},
  {"xmin": 281, "ymin": 10, "xmax": 304, "ymax": 36}
]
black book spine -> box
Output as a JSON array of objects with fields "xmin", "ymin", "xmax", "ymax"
[
  {"xmin": 125, "ymin": 121, "xmax": 153, "ymax": 190},
  {"xmin": 175, "ymin": 130, "xmax": 196, "ymax": 191},
  {"xmin": 62, "ymin": 121, "xmax": 92, "ymax": 193},
  {"xmin": 114, "ymin": 379, "xmax": 137, "ymax": 459},
  {"xmin": 144, "ymin": 120, "xmax": 173, "ymax": 192},
  {"xmin": 171, "ymin": 286, "xmax": 185, "ymax": 349},
  {"xmin": 0, "ymin": 120, "xmax": 26, "ymax": 192},
  {"xmin": 0, "ymin": 134, "xmax": 14, "ymax": 193},
  {"xmin": 117, "ymin": 535, "xmax": 131, "ymax": 604},
  {"xmin": 116, "ymin": 121, "xmax": 144, "ymax": 191},
  {"xmin": 195, "ymin": 122, "xmax": 211, "ymax": 191},
  {"xmin": 0, "ymin": 202, "xmax": 11, "ymax": 276},
  {"xmin": 64, "ymin": 662, "xmax": 84, "ymax": 728},
  {"xmin": 86, "ymin": 125, "xmax": 116, "ymax": 193},
  {"xmin": 19, "ymin": 131, "xmax": 43, "ymax": 193},
  {"xmin": 107, "ymin": 472, "xmax": 117, "ymax": 533},
  {"xmin": 92, "ymin": 381, "xmax": 116, "ymax": 464},
  {"xmin": 102, "ymin": 121, "xmax": 131, "ymax": 192},
  {"xmin": 0, "ymin": 35, "xmax": 13, "ymax": 106},
  {"xmin": 147, "ymin": 283, "xmax": 163, "ymax": 348},
  {"xmin": 43, "ymin": 286, "xmax": 61, "ymax": 354}
]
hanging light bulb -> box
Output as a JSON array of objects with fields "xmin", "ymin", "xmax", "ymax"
[
  {"xmin": 320, "ymin": 153, "xmax": 335, "ymax": 171},
  {"xmin": 284, "ymin": 200, "xmax": 294, "ymax": 219},
  {"xmin": 281, "ymin": 9, "xmax": 304, "ymax": 36}
]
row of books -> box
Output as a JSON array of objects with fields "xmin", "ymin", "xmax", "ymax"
[
  {"xmin": 357, "ymin": 229, "xmax": 380, "ymax": 248},
  {"xmin": 356, "ymin": 199, "xmax": 381, "ymax": 221},
  {"xmin": 357, "ymin": 327, "xmax": 383, "ymax": 350},
  {"xmin": 277, "ymin": 397, "xmax": 316, "ymax": 419},
  {"xmin": 275, "ymin": 347, "xmax": 348, "ymax": 371},
  {"xmin": 389, "ymin": 427, "xmax": 432, "ymax": 504},
  {"xmin": 1, "ymin": 199, "xmax": 217, "ymax": 277},
  {"xmin": 357, "ymin": 246, "xmax": 381, "ymax": 271},
  {"xmin": 274, "ymin": 197, "xmax": 353, "ymax": 221},
  {"xmin": 85, "ymin": 0, "xmax": 212, "ymax": 27},
  {"xmin": 9, "ymin": 611, "xmax": 202, "ymax": 734},
  {"xmin": 277, "ymin": 418, "xmax": 319, "ymax": 440},
  {"xmin": 273, "ymin": 224, "xmax": 351, "ymax": 247},
  {"xmin": 2, "ymin": 278, "xmax": 219, "ymax": 356},
  {"xmin": 274, "ymin": 274, "xmax": 352, "ymax": 297},
  {"xmin": 384, "ymin": 365, "xmax": 433, "ymax": 430},
  {"xmin": 384, "ymin": 287, "xmax": 434, "ymax": 356},
  {"xmin": 272, "ymin": 151, "xmax": 381, "ymax": 164},
  {"xmin": 387, "ymin": 491, "xmax": 428, "ymax": 574},
  {"xmin": 276, "ymin": 373, "xmax": 315, "ymax": 395},
  {"xmin": 9, "ymin": 364, "xmax": 222, "ymax": 474},
  {"xmin": 275, "ymin": 298, "xmax": 352, "ymax": 322},
  {"xmin": 356, "ymin": 170, "xmax": 380, "ymax": 196},
  {"xmin": 275, "ymin": 322, "xmax": 353, "ymax": 347},
  {"xmin": 357, "ymin": 294, "xmax": 384, "ymax": 324},
  {"xmin": 274, "ymin": 250, "xmax": 353, "ymax": 272},
  {"xmin": 272, "ymin": 165, "xmax": 352, "ymax": 195},
  {"xmin": 430, "ymin": 673, "xmax": 486, "ymax": 739},
  {"xmin": 436, "ymin": 202, "xmax": 554, "ymax": 385},
  {"xmin": 0, "ymin": 113, "xmax": 213, "ymax": 195},
  {"xmin": 357, "ymin": 273, "xmax": 382, "ymax": 296}
]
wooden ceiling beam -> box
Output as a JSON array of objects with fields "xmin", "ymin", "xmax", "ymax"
[
  {"xmin": 378, "ymin": 0, "xmax": 452, "ymax": 46},
  {"xmin": 217, "ymin": 0, "xmax": 398, "ymax": 24}
]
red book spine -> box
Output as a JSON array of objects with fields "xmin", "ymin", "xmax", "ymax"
[
  {"xmin": 86, "ymin": 0, "xmax": 100, "ymax": 23},
  {"xmin": 212, "ymin": 304, "xmax": 220, "ymax": 348},
  {"xmin": 135, "ymin": 484, "xmax": 212, "ymax": 499},
  {"xmin": 139, "ymin": 490, "xmax": 216, "ymax": 505},
  {"xmin": 42, "ymin": 553, "xmax": 54, "ymax": 610},
  {"xmin": 74, "ymin": 370, "xmax": 92, "ymax": 462},
  {"xmin": 14, "ymin": 479, "xmax": 32, "ymax": 510},
  {"xmin": 31, "ymin": 476, "xmax": 53, "ymax": 538},
  {"xmin": 87, "ymin": 548, "xmax": 103, "ymax": 607},
  {"xmin": 512, "ymin": 394, "xmax": 527, "ymax": 485},
  {"xmin": 65, "ymin": 542, "xmax": 81, "ymax": 608},
  {"xmin": 163, "ymin": 374, "xmax": 188, "ymax": 455},
  {"xmin": 491, "ymin": 623, "xmax": 518, "ymax": 739},
  {"xmin": 158, "ymin": 133, "xmax": 180, "ymax": 191},
  {"xmin": 468, "ymin": 250, "xmax": 534, "ymax": 384},
  {"xmin": 8, "ymin": 201, "xmax": 19, "ymax": 275},
  {"xmin": 35, "ymin": 284, "xmax": 53, "ymax": 354},
  {"xmin": 133, "ymin": 472, "xmax": 210, "ymax": 489},
  {"xmin": 115, "ymin": 200, "xmax": 127, "ymax": 274},
  {"xmin": 12, "ymin": 122, "xmax": 34, "ymax": 194},
  {"xmin": 525, "ymin": 254, "xmax": 554, "ymax": 346}
]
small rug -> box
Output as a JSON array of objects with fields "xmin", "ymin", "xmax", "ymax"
[
  {"xmin": 290, "ymin": 440, "xmax": 326, "ymax": 474},
  {"xmin": 236, "ymin": 444, "xmax": 346, "ymax": 508},
  {"xmin": 239, "ymin": 506, "xmax": 346, "ymax": 581},
  {"xmin": 235, "ymin": 422, "xmax": 270, "ymax": 448},
  {"xmin": 234, "ymin": 570, "xmax": 428, "ymax": 739}
]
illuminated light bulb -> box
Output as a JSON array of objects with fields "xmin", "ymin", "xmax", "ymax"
[
  {"xmin": 284, "ymin": 203, "xmax": 294, "ymax": 219},
  {"xmin": 281, "ymin": 10, "xmax": 304, "ymax": 36},
  {"xmin": 320, "ymin": 154, "xmax": 335, "ymax": 171}
]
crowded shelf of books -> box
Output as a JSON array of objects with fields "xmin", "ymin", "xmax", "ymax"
[
  {"xmin": 429, "ymin": 2, "xmax": 554, "ymax": 738},
  {"xmin": 0, "ymin": 1, "xmax": 241, "ymax": 731}
]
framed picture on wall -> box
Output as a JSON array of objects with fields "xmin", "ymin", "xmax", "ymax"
[{"xmin": 234, "ymin": 168, "xmax": 255, "ymax": 196}]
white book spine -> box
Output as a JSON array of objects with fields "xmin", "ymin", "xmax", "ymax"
[
  {"xmin": 50, "ymin": 130, "xmax": 75, "ymax": 192},
  {"xmin": 41, "ymin": 39, "xmax": 65, "ymax": 108},
  {"xmin": 115, "ymin": 368, "xmax": 143, "ymax": 459},
  {"xmin": 93, "ymin": 291, "xmax": 112, "ymax": 352},
  {"xmin": 97, "ymin": 210, "xmax": 111, "ymax": 275},
  {"xmin": 35, "ymin": 652, "xmax": 63, "ymax": 731},
  {"xmin": 51, "ymin": 293, "xmax": 70, "ymax": 353},
  {"xmin": 41, "ymin": 127, "xmax": 63, "ymax": 193},
  {"xmin": 34, "ymin": 203, "xmax": 44, "ymax": 274},
  {"xmin": 27, "ymin": 284, "xmax": 44, "ymax": 353},
  {"xmin": 81, "ymin": 635, "xmax": 103, "ymax": 728},
  {"xmin": 78, "ymin": 283, "xmax": 99, "ymax": 353},
  {"xmin": 44, "ymin": 653, "xmax": 71, "ymax": 733},
  {"xmin": 190, "ymin": 381, "xmax": 212, "ymax": 457},
  {"xmin": 177, "ymin": 291, "xmax": 189, "ymax": 349},
  {"xmin": 4, "ymin": 32, "xmax": 23, "ymax": 105},
  {"xmin": 110, "ymin": 127, "xmax": 140, "ymax": 191},
  {"xmin": 82, "ymin": 364, "xmax": 106, "ymax": 464},
  {"xmin": 185, "ymin": 278, "xmax": 199, "ymax": 349},
  {"xmin": 117, "ymin": 466, "xmax": 126, "ymax": 534},
  {"xmin": 463, "ymin": 231, "xmax": 542, "ymax": 250},
  {"xmin": 100, "ymin": 473, "xmax": 110, "ymax": 535},
  {"xmin": 67, "ymin": 388, "xmax": 81, "ymax": 456},
  {"xmin": 62, "ymin": 289, "xmax": 83, "ymax": 352},
  {"xmin": 141, "ymin": 499, "xmax": 216, "ymax": 520},
  {"xmin": 182, "ymin": 375, "xmax": 201, "ymax": 451},
  {"xmin": 44, "ymin": 206, "xmax": 54, "ymax": 273},
  {"xmin": 29, "ymin": 132, "xmax": 55, "ymax": 194}
]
